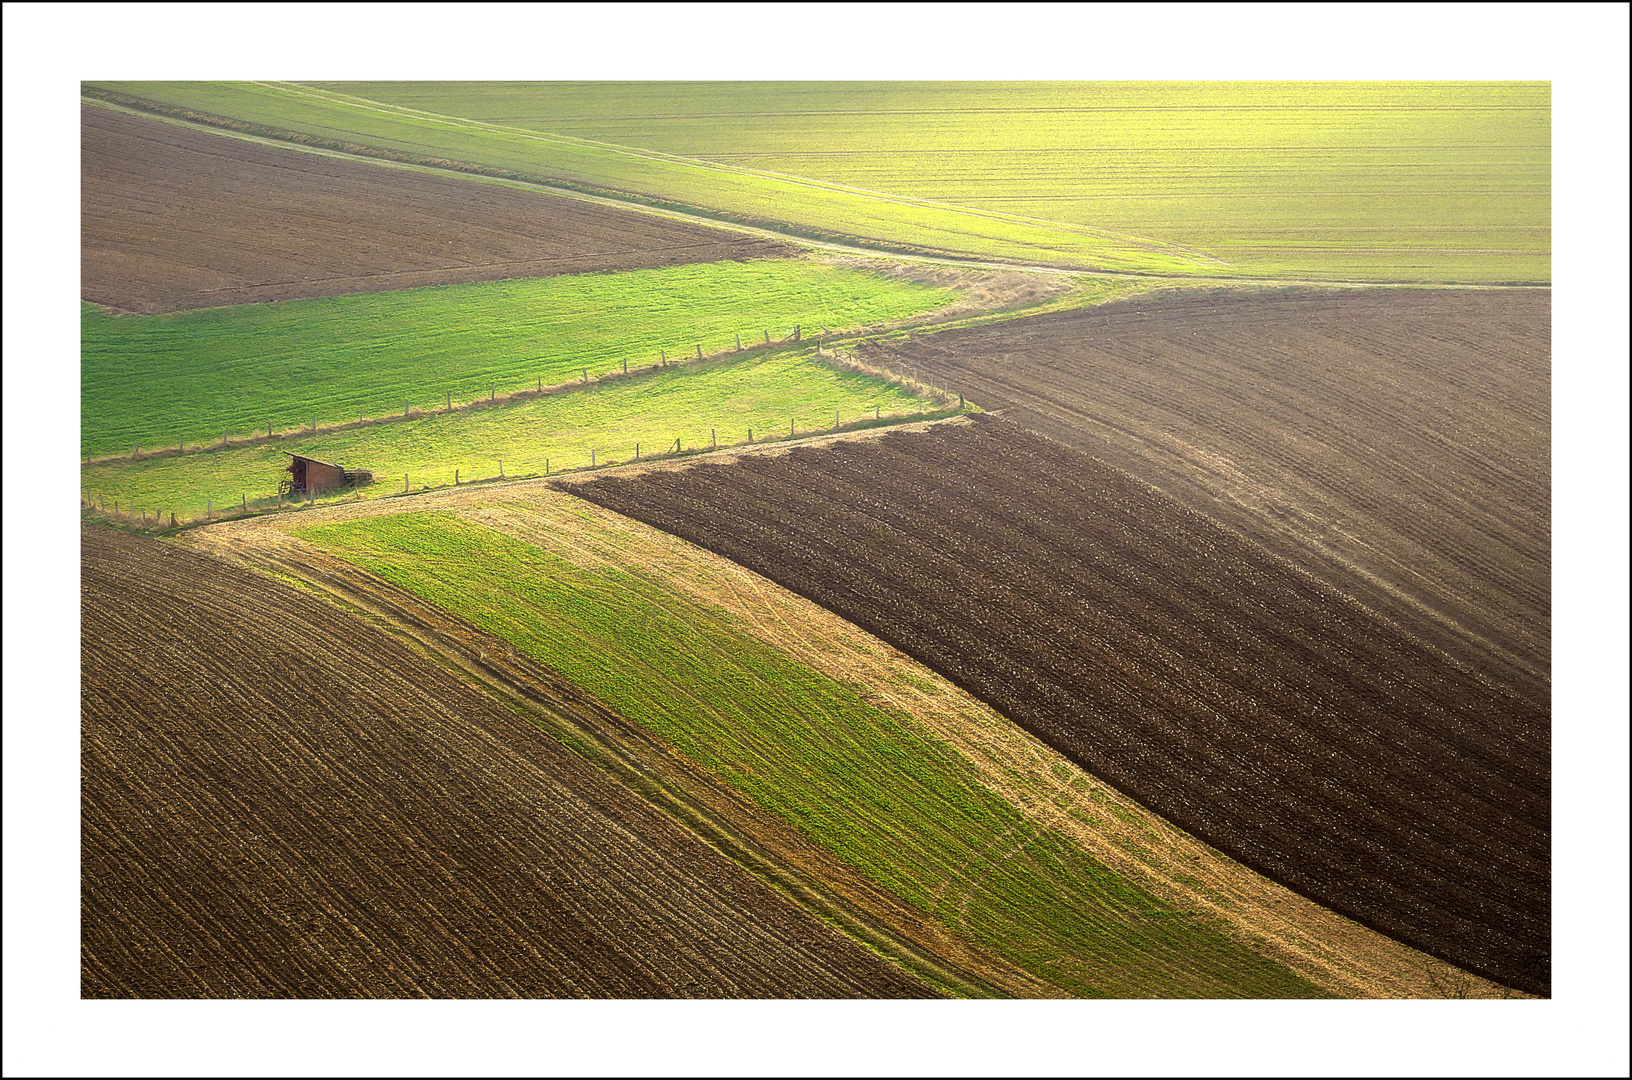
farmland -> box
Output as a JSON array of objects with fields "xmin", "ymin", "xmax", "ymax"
[
  {"xmin": 280, "ymin": 501, "xmax": 1328, "ymax": 999},
  {"xmin": 82, "ymin": 525, "xmax": 932, "ymax": 998},
  {"xmin": 81, "ymin": 82, "xmax": 1240, "ymax": 276},
  {"xmin": 74, "ymin": 73, "xmax": 1553, "ymax": 1007},
  {"xmin": 80, "ymin": 258, "xmax": 955, "ymax": 459},
  {"xmin": 87, "ymin": 81, "xmax": 1550, "ymax": 283},
  {"xmin": 856, "ymin": 286, "xmax": 1551, "ymax": 702},
  {"xmin": 560, "ymin": 415, "xmax": 1550, "ymax": 996},
  {"xmin": 79, "ymin": 349, "xmax": 933, "ymax": 518},
  {"xmin": 82, "ymin": 104, "xmax": 793, "ymax": 314}
]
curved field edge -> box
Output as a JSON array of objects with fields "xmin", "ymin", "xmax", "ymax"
[
  {"xmin": 558, "ymin": 415, "xmax": 1549, "ymax": 996},
  {"xmin": 82, "ymin": 525, "xmax": 935, "ymax": 999},
  {"xmin": 81, "ymin": 84, "xmax": 1225, "ymax": 277},
  {"xmin": 290, "ymin": 510, "xmax": 1324, "ymax": 999},
  {"xmin": 186, "ymin": 475, "xmax": 1516, "ymax": 997}
]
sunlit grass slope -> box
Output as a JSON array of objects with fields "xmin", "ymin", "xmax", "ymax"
[
  {"xmin": 333, "ymin": 81, "xmax": 1551, "ymax": 283},
  {"xmin": 80, "ymin": 258, "xmax": 954, "ymax": 459},
  {"xmin": 80, "ymin": 351, "xmax": 925, "ymax": 517},
  {"xmin": 297, "ymin": 508, "xmax": 1328, "ymax": 999},
  {"xmin": 90, "ymin": 80, "xmax": 1549, "ymax": 282},
  {"xmin": 84, "ymin": 81, "xmax": 1225, "ymax": 275}
]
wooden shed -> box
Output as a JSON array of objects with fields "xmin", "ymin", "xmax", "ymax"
[{"xmin": 281, "ymin": 453, "xmax": 371, "ymax": 498}]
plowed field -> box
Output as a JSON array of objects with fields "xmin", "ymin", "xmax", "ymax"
[
  {"xmin": 81, "ymin": 104, "xmax": 792, "ymax": 313},
  {"xmin": 81, "ymin": 525, "xmax": 932, "ymax": 998},
  {"xmin": 560, "ymin": 415, "xmax": 1550, "ymax": 995},
  {"xmin": 857, "ymin": 287, "xmax": 1550, "ymax": 702}
]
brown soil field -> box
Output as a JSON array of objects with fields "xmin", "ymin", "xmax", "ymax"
[
  {"xmin": 81, "ymin": 104, "xmax": 794, "ymax": 314},
  {"xmin": 559, "ymin": 415, "xmax": 1551, "ymax": 996},
  {"xmin": 855, "ymin": 287, "xmax": 1550, "ymax": 704},
  {"xmin": 81, "ymin": 524, "xmax": 935, "ymax": 998}
]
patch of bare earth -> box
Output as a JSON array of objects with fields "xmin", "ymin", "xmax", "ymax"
[
  {"xmin": 81, "ymin": 103, "xmax": 795, "ymax": 314},
  {"xmin": 857, "ymin": 287, "xmax": 1550, "ymax": 705},
  {"xmin": 81, "ymin": 524, "xmax": 939, "ymax": 998}
]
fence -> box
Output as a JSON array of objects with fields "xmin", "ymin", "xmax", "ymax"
[{"xmin": 82, "ymin": 328, "xmax": 972, "ymax": 532}]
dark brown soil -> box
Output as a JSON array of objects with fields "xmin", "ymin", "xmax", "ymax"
[
  {"xmin": 81, "ymin": 104, "xmax": 795, "ymax": 314},
  {"xmin": 560, "ymin": 415, "xmax": 1550, "ymax": 996},
  {"xmin": 81, "ymin": 524, "xmax": 934, "ymax": 999},
  {"xmin": 858, "ymin": 287, "xmax": 1550, "ymax": 704}
]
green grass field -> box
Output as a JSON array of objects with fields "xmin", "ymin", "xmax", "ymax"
[
  {"xmin": 89, "ymin": 81, "xmax": 1549, "ymax": 283},
  {"xmin": 296, "ymin": 508, "xmax": 1327, "ymax": 999},
  {"xmin": 80, "ymin": 350, "xmax": 930, "ymax": 518},
  {"xmin": 81, "ymin": 258, "xmax": 954, "ymax": 459}
]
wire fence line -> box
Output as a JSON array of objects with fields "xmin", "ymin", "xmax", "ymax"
[{"xmin": 81, "ymin": 392, "xmax": 971, "ymax": 534}]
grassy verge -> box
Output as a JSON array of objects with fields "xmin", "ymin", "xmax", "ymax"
[
  {"xmin": 296, "ymin": 508, "xmax": 1327, "ymax": 998},
  {"xmin": 80, "ymin": 350, "xmax": 930, "ymax": 519},
  {"xmin": 80, "ymin": 258, "xmax": 956, "ymax": 459}
]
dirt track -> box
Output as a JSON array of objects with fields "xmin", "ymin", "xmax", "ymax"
[
  {"xmin": 561, "ymin": 415, "xmax": 1550, "ymax": 996},
  {"xmin": 857, "ymin": 287, "xmax": 1550, "ymax": 703},
  {"xmin": 81, "ymin": 525, "xmax": 934, "ymax": 998},
  {"xmin": 81, "ymin": 104, "xmax": 794, "ymax": 313}
]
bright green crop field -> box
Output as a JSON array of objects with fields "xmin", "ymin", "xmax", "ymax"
[
  {"xmin": 81, "ymin": 350, "xmax": 928, "ymax": 518},
  {"xmin": 80, "ymin": 258, "xmax": 954, "ymax": 460},
  {"xmin": 88, "ymin": 80, "xmax": 1549, "ymax": 283},
  {"xmin": 297, "ymin": 508, "xmax": 1327, "ymax": 999}
]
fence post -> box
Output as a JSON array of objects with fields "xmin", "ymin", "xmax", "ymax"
[
  {"xmin": 696, "ymin": 343, "xmax": 703, "ymax": 359},
  {"xmin": 736, "ymin": 333, "xmax": 741, "ymax": 351},
  {"xmin": 405, "ymin": 473, "xmax": 409, "ymax": 492},
  {"xmin": 455, "ymin": 469, "xmax": 460, "ymax": 486},
  {"xmin": 793, "ymin": 325, "xmax": 800, "ymax": 342},
  {"xmin": 711, "ymin": 428, "xmax": 717, "ymax": 448},
  {"xmin": 241, "ymin": 494, "xmax": 247, "ymax": 513},
  {"xmin": 636, "ymin": 442, "xmax": 640, "ymax": 460},
  {"xmin": 491, "ymin": 384, "xmax": 496, "ymax": 402},
  {"xmin": 876, "ymin": 405, "xmax": 881, "ymax": 420},
  {"xmin": 448, "ymin": 392, "xmax": 453, "ymax": 411},
  {"xmin": 591, "ymin": 449, "xmax": 596, "ymax": 467},
  {"xmin": 500, "ymin": 461, "xmax": 504, "ymax": 478},
  {"xmin": 764, "ymin": 330, "xmax": 770, "ymax": 344},
  {"xmin": 790, "ymin": 418, "xmax": 795, "ymax": 437},
  {"xmin": 748, "ymin": 428, "xmax": 753, "ymax": 443},
  {"xmin": 581, "ymin": 368, "xmax": 588, "ymax": 384},
  {"xmin": 623, "ymin": 359, "xmax": 628, "ymax": 375},
  {"xmin": 222, "ymin": 430, "xmax": 228, "ymax": 446},
  {"xmin": 835, "ymin": 409, "xmax": 840, "ymax": 428},
  {"xmin": 170, "ymin": 512, "xmax": 177, "ymax": 528},
  {"xmin": 959, "ymin": 393, "xmax": 965, "ymax": 411},
  {"xmin": 206, "ymin": 499, "xmax": 212, "ymax": 520},
  {"xmin": 660, "ymin": 349, "xmax": 666, "ymax": 365}
]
